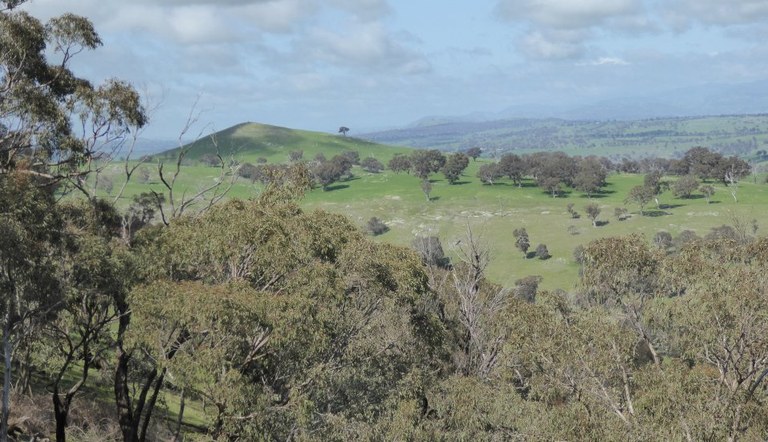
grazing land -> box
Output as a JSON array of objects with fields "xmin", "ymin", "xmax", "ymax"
[{"xmin": 100, "ymin": 122, "xmax": 768, "ymax": 291}]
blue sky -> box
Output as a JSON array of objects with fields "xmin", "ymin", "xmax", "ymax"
[{"xmin": 22, "ymin": 0, "xmax": 768, "ymax": 139}]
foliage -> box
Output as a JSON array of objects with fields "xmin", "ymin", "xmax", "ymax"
[
  {"xmin": 584, "ymin": 203, "xmax": 601, "ymax": 227},
  {"xmin": 360, "ymin": 157, "xmax": 383, "ymax": 173},
  {"xmin": 442, "ymin": 152, "xmax": 469, "ymax": 184},
  {"xmin": 513, "ymin": 228, "xmax": 530, "ymax": 257},
  {"xmin": 535, "ymin": 244, "xmax": 550, "ymax": 260},
  {"xmin": 366, "ymin": 216, "xmax": 389, "ymax": 235}
]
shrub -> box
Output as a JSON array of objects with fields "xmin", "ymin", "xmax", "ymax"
[
  {"xmin": 366, "ymin": 217, "xmax": 389, "ymax": 236},
  {"xmin": 535, "ymin": 243, "xmax": 550, "ymax": 260}
]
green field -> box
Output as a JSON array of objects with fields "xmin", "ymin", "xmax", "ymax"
[{"xmin": 99, "ymin": 122, "xmax": 768, "ymax": 292}]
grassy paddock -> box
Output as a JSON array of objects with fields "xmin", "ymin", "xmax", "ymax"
[{"xmin": 96, "ymin": 155, "xmax": 768, "ymax": 292}]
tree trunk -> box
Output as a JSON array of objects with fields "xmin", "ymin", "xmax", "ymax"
[
  {"xmin": 53, "ymin": 393, "xmax": 67, "ymax": 442},
  {"xmin": 1, "ymin": 313, "xmax": 11, "ymax": 442}
]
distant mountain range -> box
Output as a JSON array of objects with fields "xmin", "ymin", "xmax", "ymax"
[{"xmin": 358, "ymin": 81, "xmax": 768, "ymax": 157}]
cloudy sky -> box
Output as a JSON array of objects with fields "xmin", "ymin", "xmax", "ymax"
[{"xmin": 21, "ymin": 0, "xmax": 768, "ymax": 138}]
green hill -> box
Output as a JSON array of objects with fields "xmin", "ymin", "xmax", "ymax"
[{"xmin": 156, "ymin": 122, "xmax": 413, "ymax": 164}]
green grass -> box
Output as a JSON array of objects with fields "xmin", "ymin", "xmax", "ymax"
[{"xmin": 93, "ymin": 123, "xmax": 768, "ymax": 292}]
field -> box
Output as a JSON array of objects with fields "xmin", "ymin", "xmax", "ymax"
[{"xmin": 99, "ymin": 123, "xmax": 768, "ymax": 292}]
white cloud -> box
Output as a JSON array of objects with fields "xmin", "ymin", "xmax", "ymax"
[
  {"xmin": 519, "ymin": 29, "xmax": 590, "ymax": 60},
  {"xmin": 496, "ymin": 0, "xmax": 643, "ymax": 29},
  {"xmin": 592, "ymin": 57, "xmax": 629, "ymax": 66},
  {"xmin": 306, "ymin": 22, "xmax": 430, "ymax": 73},
  {"xmin": 666, "ymin": 0, "xmax": 768, "ymax": 28}
]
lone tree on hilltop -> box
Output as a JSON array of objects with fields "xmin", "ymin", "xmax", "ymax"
[{"xmin": 338, "ymin": 126, "xmax": 350, "ymax": 136}]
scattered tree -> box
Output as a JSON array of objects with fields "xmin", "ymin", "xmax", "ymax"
[
  {"xmin": 535, "ymin": 243, "xmax": 551, "ymax": 260},
  {"xmin": 585, "ymin": 203, "xmax": 601, "ymax": 227},
  {"xmin": 672, "ymin": 175, "xmax": 699, "ymax": 199},
  {"xmin": 625, "ymin": 185, "xmax": 655, "ymax": 215},
  {"xmin": 366, "ymin": 216, "xmax": 389, "ymax": 235},
  {"xmin": 289, "ymin": 150, "xmax": 304, "ymax": 162},
  {"xmin": 477, "ymin": 163, "xmax": 502, "ymax": 185},
  {"xmin": 360, "ymin": 157, "xmax": 384, "ymax": 173},
  {"xmin": 465, "ymin": 146, "xmax": 482, "ymax": 161},
  {"xmin": 513, "ymin": 228, "xmax": 530, "ymax": 257},
  {"xmin": 442, "ymin": 152, "xmax": 470, "ymax": 184},
  {"xmin": 700, "ymin": 184, "xmax": 715, "ymax": 204},
  {"xmin": 514, "ymin": 275, "xmax": 542, "ymax": 303},
  {"xmin": 411, "ymin": 149, "xmax": 446, "ymax": 179},
  {"xmin": 420, "ymin": 179, "xmax": 433, "ymax": 202},
  {"xmin": 388, "ymin": 154, "xmax": 411, "ymax": 174},
  {"xmin": 567, "ymin": 203, "xmax": 580, "ymax": 219},
  {"xmin": 338, "ymin": 126, "xmax": 350, "ymax": 136}
]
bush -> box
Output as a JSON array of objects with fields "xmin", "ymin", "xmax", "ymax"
[
  {"xmin": 411, "ymin": 236, "xmax": 450, "ymax": 268},
  {"xmin": 366, "ymin": 217, "xmax": 389, "ymax": 236},
  {"xmin": 361, "ymin": 157, "xmax": 384, "ymax": 173},
  {"xmin": 514, "ymin": 275, "xmax": 543, "ymax": 303},
  {"xmin": 535, "ymin": 243, "xmax": 551, "ymax": 260}
]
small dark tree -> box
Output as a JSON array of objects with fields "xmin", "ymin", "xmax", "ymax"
[
  {"xmin": 567, "ymin": 203, "xmax": 580, "ymax": 219},
  {"xmin": 538, "ymin": 176, "xmax": 562, "ymax": 198},
  {"xmin": 477, "ymin": 163, "xmax": 502, "ymax": 185},
  {"xmin": 535, "ymin": 243, "xmax": 551, "ymax": 260},
  {"xmin": 338, "ymin": 126, "xmax": 350, "ymax": 136},
  {"xmin": 411, "ymin": 236, "xmax": 449, "ymax": 268},
  {"xmin": 615, "ymin": 207, "xmax": 629, "ymax": 221},
  {"xmin": 672, "ymin": 175, "xmax": 699, "ymax": 199},
  {"xmin": 499, "ymin": 153, "xmax": 526, "ymax": 186},
  {"xmin": 585, "ymin": 203, "xmax": 601, "ymax": 227},
  {"xmin": 388, "ymin": 155, "xmax": 411, "ymax": 174},
  {"xmin": 237, "ymin": 162, "xmax": 260, "ymax": 183},
  {"xmin": 700, "ymin": 184, "xmax": 715, "ymax": 204},
  {"xmin": 289, "ymin": 150, "xmax": 304, "ymax": 162},
  {"xmin": 442, "ymin": 152, "xmax": 470, "ymax": 184},
  {"xmin": 625, "ymin": 185, "xmax": 655, "ymax": 215},
  {"xmin": 514, "ymin": 275, "xmax": 543, "ymax": 303},
  {"xmin": 411, "ymin": 150, "xmax": 446, "ymax": 179},
  {"xmin": 200, "ymin": 153, "xmax": 220, "ymax": 167},
  {"xmin": 573, "ymin": 245, "xmax": 586, "ymax": 265},
  {"xmin": 574, "ymin": 157, "xmax": 607, "ymax": 198},
  {"xmin": 360, "ymin": 157, "xmax": 384, "ymax": 173},
  {"xmin": 420, "ymin": 179, "xmax": 433, "ymax": 202},
  {"xmin": 465, "ymin": 147, "xmax": 482, "ymax": 161},
  {"xmin": 513, "ymin": 228, "xmax": 530, "ymax": 257},
  {"xmin": 653, "ymin": 231, "xmax": 673, "ymax": 251},
  {"xmin": 341, "ymin": 150, "xmax": 360, "ymax": 165},
  {"xmin": 366, "ymin": 217, "xmax": 389, "ymax": 236}
]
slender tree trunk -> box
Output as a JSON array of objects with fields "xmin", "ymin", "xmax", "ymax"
[
  {"xmin": 1, "ymin": 313, "xmax": 10, "ymax": 442},
  {"xmin": 53, "ymin": 392, "xmax": 67, "ymax": 442},
  {"xmin": 173, "ymin": 388, "xmax": 186, "ymax": 442}
]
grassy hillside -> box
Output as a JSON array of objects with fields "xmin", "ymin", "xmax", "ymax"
[
  {"xmin": 156, "ymin": 122, "xmax": 413, "ymax": 164},
  {"xmin": 92, "ymin": 122, "xmax": 768, "ymax": 292}
]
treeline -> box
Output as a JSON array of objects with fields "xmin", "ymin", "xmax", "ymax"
[{"xmin": 237, "ymin": 145, "xmax": 752, "ymax": 202}]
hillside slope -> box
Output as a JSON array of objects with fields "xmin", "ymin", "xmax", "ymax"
[{"xmin": 156, "ymin": 122, "xmax": 413, "ymax": 163}]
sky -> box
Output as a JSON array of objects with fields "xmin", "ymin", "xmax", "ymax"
[{"xmin": 20, "ymin": 0, "xmax": 768, "ymax": 139}]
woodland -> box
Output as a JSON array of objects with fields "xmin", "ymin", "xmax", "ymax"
[{"xmin": 2, "ymin": 4, "xmax": 768, "ymax": 442}]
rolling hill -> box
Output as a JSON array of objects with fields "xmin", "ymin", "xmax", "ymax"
[
  {"xmin": 360, "ymin": 114, "xmax": 768, "ymax": 159},
  {"xmin": 155, "ymin": 122, "xmax": 414, "ymax": 164}
]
